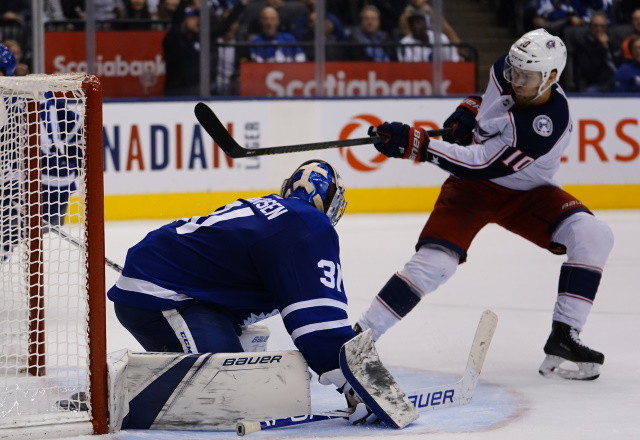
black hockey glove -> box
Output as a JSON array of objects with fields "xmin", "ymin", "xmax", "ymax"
[
  {"xmin": 368, "ymin": 122, "xmax": 430, "ymax": 162},
  {"xmin": 442, "ymin": 95, "xmax": 482, "ymax": 145}
]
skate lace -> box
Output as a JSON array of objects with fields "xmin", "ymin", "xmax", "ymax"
[{"xmin": 569, "ymin": 328, "xmax": 585, "ymax": 347}]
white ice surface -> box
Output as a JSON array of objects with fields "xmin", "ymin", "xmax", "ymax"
[{"xmin": 63, "ymin": 210, "xmax": 640, "ymax": 439}]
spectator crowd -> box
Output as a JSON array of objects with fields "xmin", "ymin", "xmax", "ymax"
[{"xmin": 0, "ymin": 0, "xmax": 638, "ymax": 95}]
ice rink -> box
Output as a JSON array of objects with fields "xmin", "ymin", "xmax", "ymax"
[{"xmin": 70, "ymin": 209, "xmax": 639, "ymax": 440}]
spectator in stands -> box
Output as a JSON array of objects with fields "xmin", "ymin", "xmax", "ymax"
[
  {"xmin": 60, "ymin": 0, "xmax": 85, "ymax": 20},
  {"xmin": 298, "ymin": 11, "xmax": 346, "ymax": 61},
  {"xmin": 212, "ymin": 20, "xmax": 240, "ymax": 95},
  {"xmin": 529, "ymin": 0, "xmax": 585, "ymax": 36},
  {"xmin": 571, "ymin": 10, "xmax": 622, "ymax": 92},
  {"xmin": 614, "ymin": 35, "xmax": 640, "ymax": 92},
  {"xmin": 620, "ymin": 8, "xmax": 640, "ymax": 60},
  {"xmin": 117, "ymin": 0, "xmax": 154, "ymax": 29},
  {"xmin": 397, "ymin": 12, "xmax": 460, "ymax": 62},
  {"xmin": 210, "ymin": 0, "xmax": 248, "ymax": 95},
  {"xmin": 292, "ymin": 0, "xmax": 346, "ymax": 43},
  {"xmin": 327, "ymin": 0, "xmax": 398, "ymax": 35},
  {"xmin": 60, "ymin": 0, "xmax": 124, "ymax": 20},
  {"xmin": 345, "ymin": 5, "xmax": 396, "ymax": 62},
  {"xmin": 239, "ymin": 0, "xmax": 305, "ymax": 40},
  {"xmin": 155, "ymin": 0, "xmax": 180, "ymax": 21},
  {"xmin": 44, "ymin": 0, "xmax": 66, "ymax": 22},
  {"xmin": 0, "ymin": 1, "xmax": 28, "ymax": 24},
  {"xmin": 163, "ymin": 6, "xmax": 200, "ymax": 96},
  {"xmin": 398, "ymin": 0, "xmax": 461, "ymax": 45},
  {"xmin": 2, "ymin": 39, "xmax": 28, "ymax": 75},
  {"xmin": 249, "ymin": 6, "xmax": 306, "ymax": 62}
]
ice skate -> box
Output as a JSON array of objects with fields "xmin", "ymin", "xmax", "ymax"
[{"xmin": 539, "ymin": 321, "xmax": 604, "ymax": 380}]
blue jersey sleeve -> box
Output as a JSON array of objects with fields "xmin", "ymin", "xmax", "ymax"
[{"xmin": 252, "ymin": 200, "xmax": 355, "ymax": 375}]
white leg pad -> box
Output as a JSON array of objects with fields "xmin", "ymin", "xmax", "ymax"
[{"xmin": 107, "ymin": 349, "xmax": 311, "ymax": 432}]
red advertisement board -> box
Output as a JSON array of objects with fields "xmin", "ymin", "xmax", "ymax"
[
  {"xmin": 240, "ymin": 61, "xmax": 476, "ymax": 96},
  {"xmin": 45, "ymin": 31, "xmax": 166, "ymax": 98}
]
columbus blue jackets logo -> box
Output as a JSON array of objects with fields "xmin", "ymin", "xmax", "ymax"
[{"xmin": 533, "ymin": 115, "xmax": 553, "ymax": 137}]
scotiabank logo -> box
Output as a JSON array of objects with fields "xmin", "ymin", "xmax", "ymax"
[{"xmin": 337, "ymin": 114, "xmax": 388, "ymax": 172}]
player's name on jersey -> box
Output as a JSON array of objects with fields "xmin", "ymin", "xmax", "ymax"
[{"xmin": 247, "ymin": 196, "xmax": 288, "ymax": 220}]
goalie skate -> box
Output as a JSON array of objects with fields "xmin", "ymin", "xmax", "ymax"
[{"xmin": 538, "ymin": 321, "xmax": 604, "ymax": 381}]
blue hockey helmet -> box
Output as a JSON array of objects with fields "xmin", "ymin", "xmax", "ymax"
[
  {"xmin": 281, "ymin": 160, "xmax": 347, "ymax": 225},
  {"xmin": 0, "ymin": 44, "xmax": 16, "ymax": 76}
]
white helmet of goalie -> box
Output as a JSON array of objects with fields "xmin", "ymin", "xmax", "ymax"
[
  {"xmin": 504, "ymin": 28, "xmax": 567, "ymax": 96},
  {"xmin": 281, "ymin": 159, "xmax": 347, "ymax": 226}
]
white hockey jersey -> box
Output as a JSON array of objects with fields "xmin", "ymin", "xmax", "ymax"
[{"xmin": 427, "ymin": 55, "xmax": 572, "ymax": 191}]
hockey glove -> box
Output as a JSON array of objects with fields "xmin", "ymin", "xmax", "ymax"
[
  {"xmin": 368, "ymin": 122, "xmax": 430, "ymax": 162},
  {"xmin": 442, "ymin": 95, "xmax": 482, "ymax": 145},
  {"xmin": 319, "ymin": 369, "xmax": 377, "ymax": 424}
]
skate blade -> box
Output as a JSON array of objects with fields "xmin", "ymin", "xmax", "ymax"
[{"xmin": 538, "ymin": 355, "xmax": 601, "ymax": 381}]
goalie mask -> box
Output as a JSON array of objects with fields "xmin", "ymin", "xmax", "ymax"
[
  {"xmin": 504, "ymin": 28, "xmax": 566, "ymax": 97},
  {"xmin": 0, "ymin": 44, "xmax": 16, "ymax": 76},
  {"xmin": 281, "ymin": 160, "xmax": 347, "ymax": 226}
]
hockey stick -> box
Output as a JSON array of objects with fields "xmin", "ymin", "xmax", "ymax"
[
  {"xmin": 236, "ymin": 310, "xmax": 498, "ymax": 436},
  {"xmin": 48, "ymin": 224, "xmax": 123, "ymax": 273},
  {"xmin": 194, "ymin": 102, "xmax": 451, "ymax": 158}
]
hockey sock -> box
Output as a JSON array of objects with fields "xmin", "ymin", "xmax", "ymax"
[
  {"xmin": 358, "ymin": 274, "xmax": 421, "ymax": 341},
  {"xmin": 553, "ymin": 263, "xmax": 601, "ymax": 330}
]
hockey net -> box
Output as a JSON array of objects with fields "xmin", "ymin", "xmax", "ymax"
[{"xmin": 0, "ymin": 74, "xmax": 107, "ymax": 437}]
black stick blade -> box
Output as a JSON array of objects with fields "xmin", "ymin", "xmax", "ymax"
[{"xmin": 194, "ymin": 102, "xmax": 247, "ymax": 158}]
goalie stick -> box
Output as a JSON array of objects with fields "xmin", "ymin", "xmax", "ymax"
[
  {"xmin": 236, "ymin": 310, "xmax": 498, "ymax": 436},
  {"xmin": 48, "ymin": 224, "xmax": 123, "ymax": 273},
  {"xmin": 194, "ymin": 102, "xmax": 451, "ymax": 158}
]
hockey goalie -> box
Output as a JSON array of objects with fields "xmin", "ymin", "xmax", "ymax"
[{"xmin": 103, "ymin": 159, "xmax": 419, "ymax": 432}]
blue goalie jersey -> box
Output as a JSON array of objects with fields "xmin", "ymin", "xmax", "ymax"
[{"xmin": 107, "ymin": 194, "xmax": 355, "ymax": 373}]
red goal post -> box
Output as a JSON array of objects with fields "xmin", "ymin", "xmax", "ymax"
[{"xmin": 0, "ymin": 73, "xmax": 107, "ymax": 437}]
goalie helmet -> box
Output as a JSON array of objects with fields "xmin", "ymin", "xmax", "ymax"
[
  {"xmin": 0, "ymin": 44, "xmax": 16, "ymax": 76},
  {"xmin": 281, "ymin": 160, "xmax": 347, "ymax": 226},
  {"xmin": 504, "ymin": 28, "xmax": 566, "ymax": 95}
]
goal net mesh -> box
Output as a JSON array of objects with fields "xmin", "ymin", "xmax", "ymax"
[{"xmin": 0, "ymin": 73, "xmax": 106, "ymax": 435}]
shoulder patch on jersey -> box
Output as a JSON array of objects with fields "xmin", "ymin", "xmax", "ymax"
[{"xmin": 532, "ymin": 115, "xmax": 553, "ymax": 137}]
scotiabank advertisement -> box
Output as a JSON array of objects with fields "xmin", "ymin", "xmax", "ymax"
[
  {"xmin": 240, "ymin": 62, "xmax": 476, "ymax": 96},
  {"xmin": 101, "ymin": 97, "xmax": 639, "ymax": 196},
  {"xmin": 45, "ymin": 31, "xmax": 166, "ymax": 98}
]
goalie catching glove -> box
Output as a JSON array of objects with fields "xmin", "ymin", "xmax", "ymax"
[
  {"xmin": 368, "ymin": 122, "xmax": 430, "ymax": 162},
  {"xmin": 442, "ymin": 95, "xmax": 482, "ymax": 145}
]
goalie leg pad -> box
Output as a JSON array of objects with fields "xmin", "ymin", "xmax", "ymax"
[
  {"xmin": 108, "ymin": 349, "xmax": 311, "ymax": 432},
  {"xmin": 339, "ymin": 330, "xmax": 418, "ymax": 429}
]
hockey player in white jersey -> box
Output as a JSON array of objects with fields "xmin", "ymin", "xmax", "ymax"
[{"xmin": 356, "ymin": 29, "xmax": 613, "ymax": 380}]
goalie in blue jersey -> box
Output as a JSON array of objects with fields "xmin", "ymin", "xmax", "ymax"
[{"xmin": 107, "ymin": 160, "xmax": 417, "ymax": 428}]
